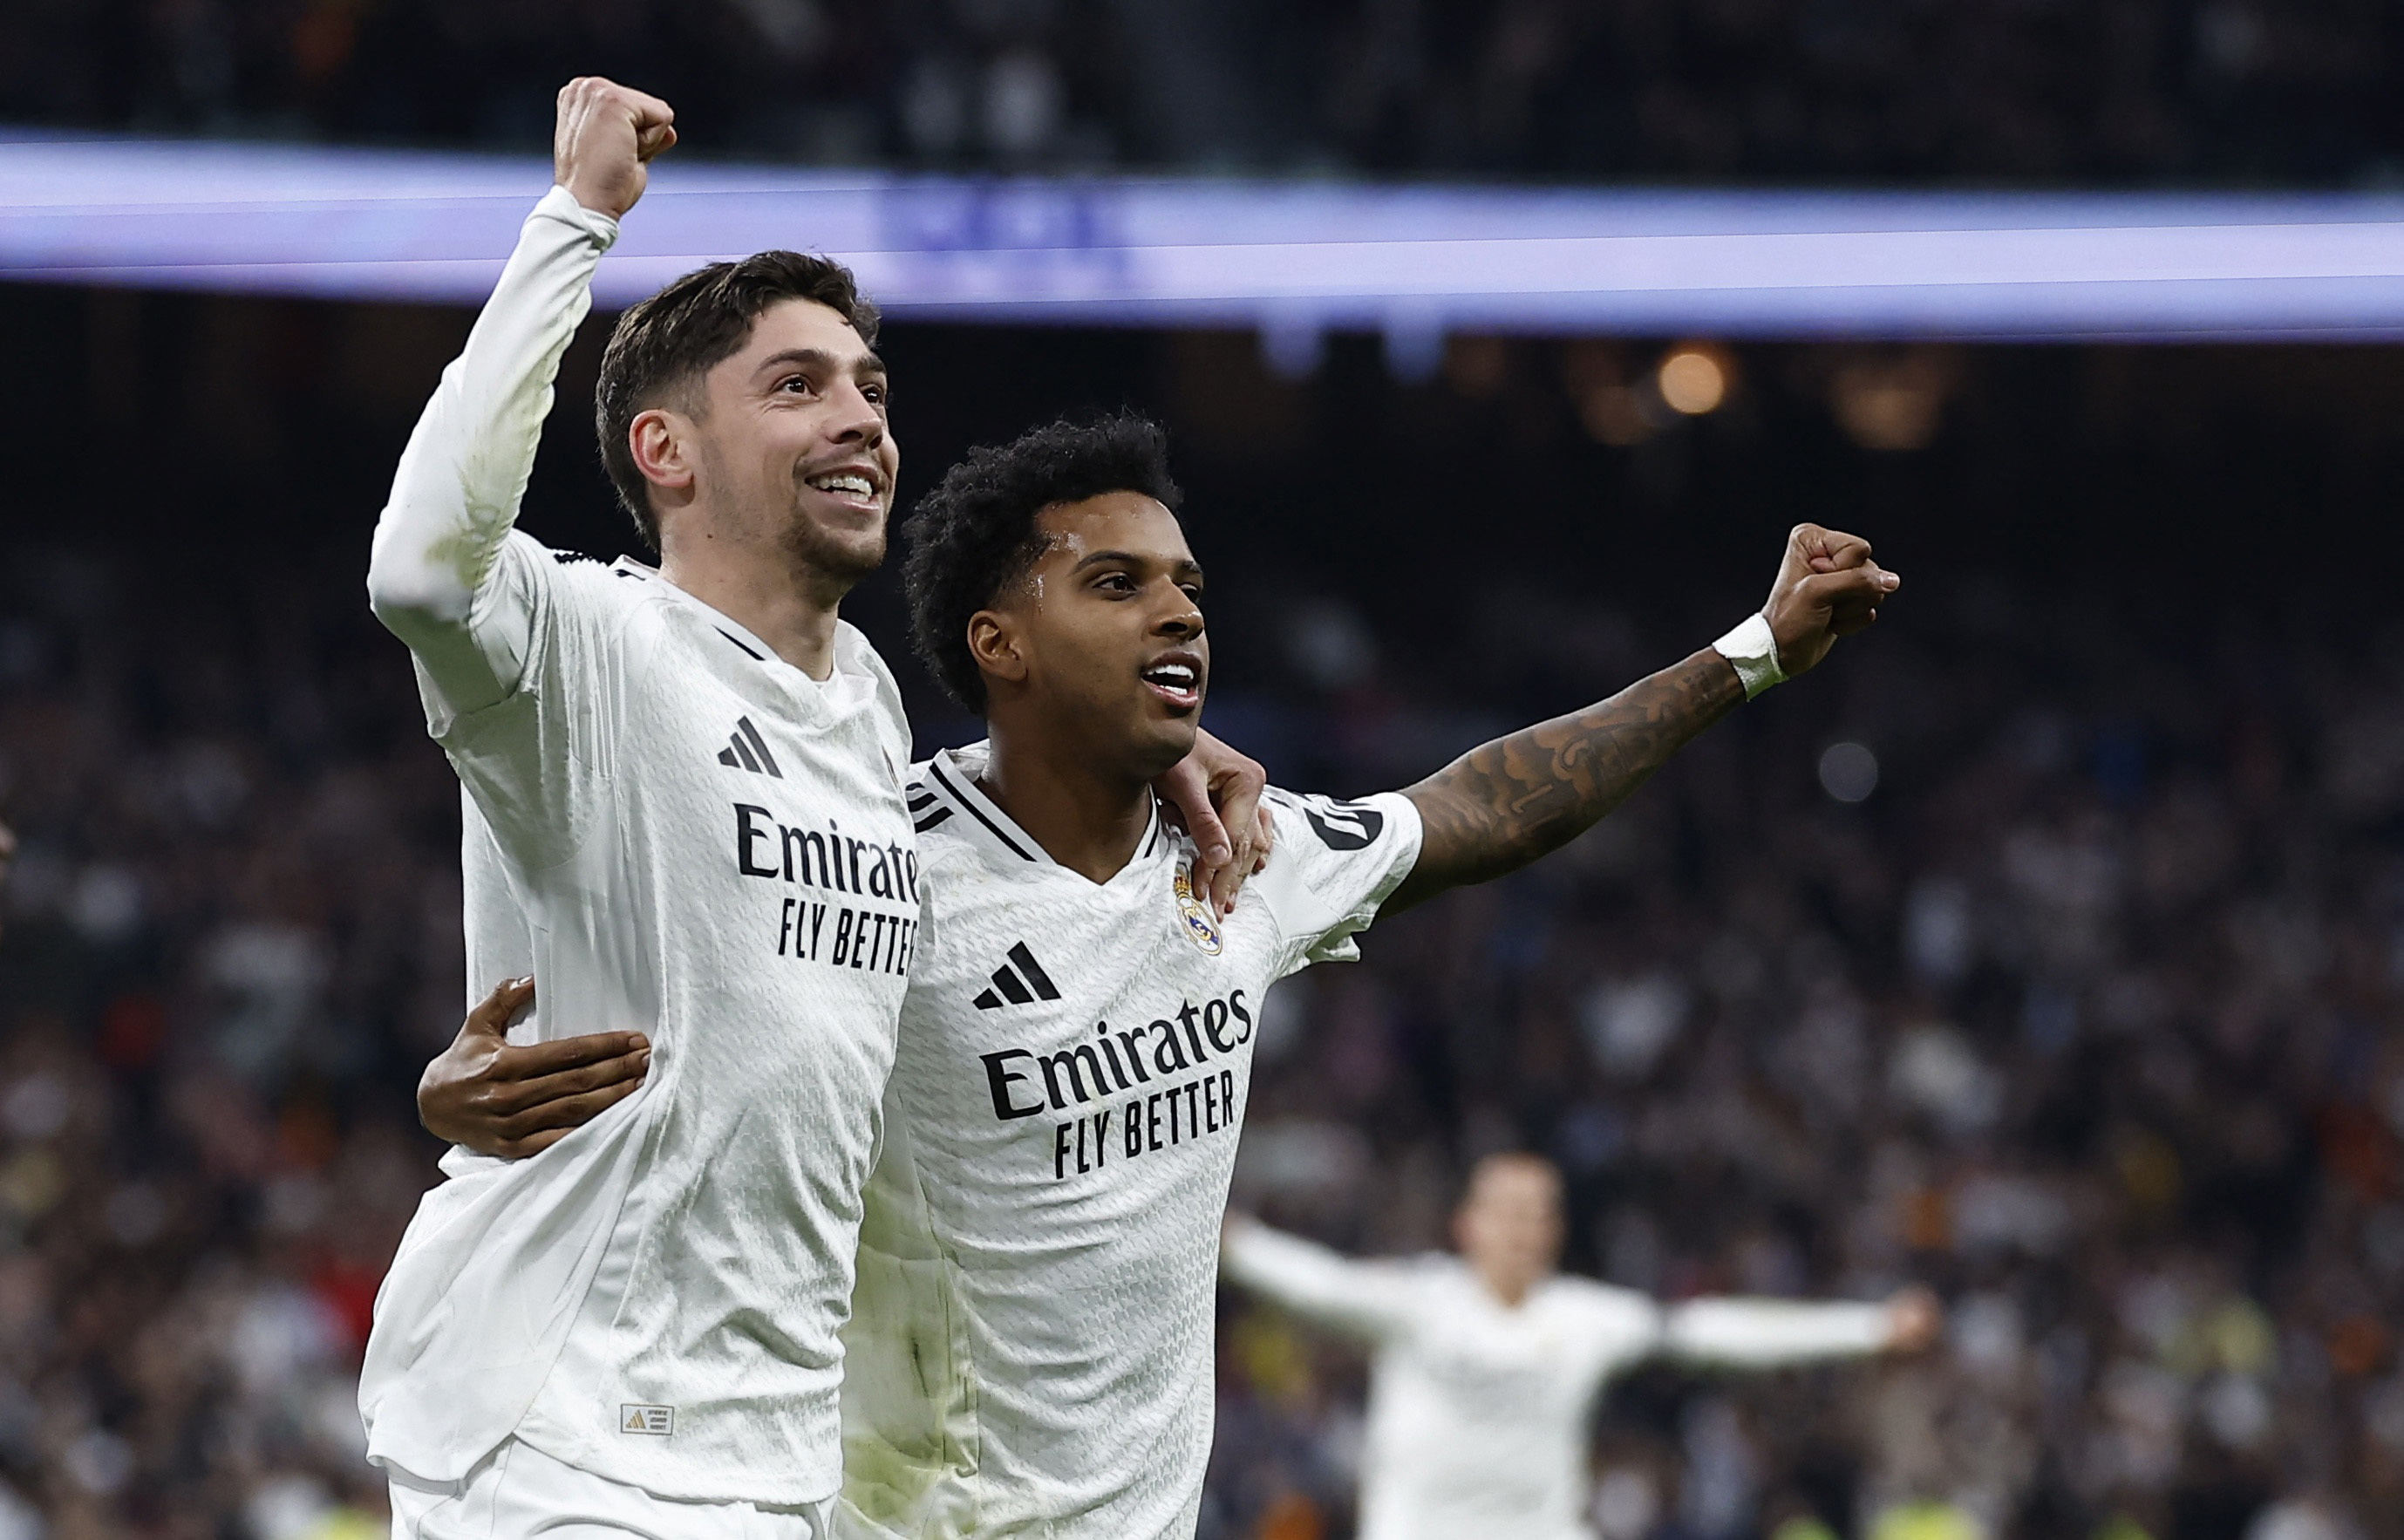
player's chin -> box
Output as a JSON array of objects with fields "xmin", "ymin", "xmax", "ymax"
[
  {"xmin": 791, "ymin": 514, "xmax": 887, "ymax": 579},
  {"xmin": 1127, "ymin": 710, "xmax": 1202, "ymax": 773}
]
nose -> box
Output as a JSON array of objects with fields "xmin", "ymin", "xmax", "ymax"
[
  {"xmin": 823, "ymin": 378, "xmax": 885, "ymax": 447},
  {"xmin": 1154, "ymin": 588, "xmax": 1203, "ymax": 640}
]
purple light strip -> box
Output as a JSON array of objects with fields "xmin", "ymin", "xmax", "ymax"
[{"xmin": 6, "ymin": 134, "xmax": 2404, "ymax": 338}]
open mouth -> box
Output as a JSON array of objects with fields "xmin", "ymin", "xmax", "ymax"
[
  {"xmin": 802, "ymin": 467, "xmax": 884, "ymax": 511},
  {"xmin": 1140, "ymin": 658, "xmax": 1203, "ymax": 710}
]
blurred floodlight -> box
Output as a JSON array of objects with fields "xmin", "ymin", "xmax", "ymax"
[
  {"xmin": 1656, "ymin": 347, "xmax": 1728, "ymax": 414},
  {"xmin": 1819, "ymin": 740, "xmax": 1880, "ymax": 802},
  {"xmin": 1830, "ymin": 348, "xmax": 1958, "ymax": 451}
]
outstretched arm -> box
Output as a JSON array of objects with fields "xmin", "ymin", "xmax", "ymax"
[
  {"xmin": 1221, "ymin": 1216, "xmax": 1421, "ymax": 1345},
  {"xmin": 1659, "ymin": 1286, "xmax": 1942, "ymax": 1371},
  {"xmin": 1386, "ymin": 523, "xmax": 1897, "ymax": 911}
]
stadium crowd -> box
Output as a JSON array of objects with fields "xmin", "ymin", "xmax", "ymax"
[
  {"xmin": 3, "ymin": 0, "xmax": 2400, "ymax": 184},
  {"xmin": 3, "ymin": 305, "xmax": 2404, "ymax": 1540}
]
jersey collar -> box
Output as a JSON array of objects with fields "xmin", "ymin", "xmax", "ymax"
[
  {"xmin": 613, "ymin": 555, "xmax": 874, "ymax": 708},
  {"xmin": 916, "ymin": 749, "xmax": 1168, "ymax": 879}
]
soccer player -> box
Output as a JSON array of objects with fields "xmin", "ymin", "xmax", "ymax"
[
  {"xmin": 362, "ymin": 81, "xmax": 1263, "ymax": 1537},
  {"xmin": 1222, "ymin": 1153, "xmax": 1943, "ymax": 1540},
  {"xmin": 426, "ymin": 412, "xmax": 1897, "ymax": 1538}
]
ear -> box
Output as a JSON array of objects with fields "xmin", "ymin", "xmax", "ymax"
[
  {"xmin": 629, "ymin": 407, "xmax": 696, "ymax": 496},
  {"xmin": 966, "ymin": 610, "xmax": 1029, "ymax": 692}
]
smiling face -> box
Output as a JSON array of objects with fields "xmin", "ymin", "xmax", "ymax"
[
  {"xmin": 969, "ymin": 492, "xmax": 1207, "ymax": 784},
  {"xmin": 640, "ymin": 296, "xmax": 898, "ymax": 582}
]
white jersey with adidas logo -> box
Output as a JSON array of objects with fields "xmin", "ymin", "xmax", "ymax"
[
  {"xmin": 838, "ymin": 747, "xmax": 1422, "ymax": 1540},
  {"xmin": 360, "ymin": 188, "xmax": 918, "ymax": 1508}
]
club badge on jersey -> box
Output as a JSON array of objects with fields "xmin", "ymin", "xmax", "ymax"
[{"xmin": 1172, "ymin": 866, "xmax": 1223, "ymax": 955}]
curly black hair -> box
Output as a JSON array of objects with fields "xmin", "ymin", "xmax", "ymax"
[{"xmin": 902, "ymin": 412, "xmax": 1183, "ymax": 712}]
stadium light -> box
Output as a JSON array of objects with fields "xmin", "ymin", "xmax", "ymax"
[
  {"xmin": 8, "ymin": 132, "xmax": 2404, "ymax": 339},
  {"xmin": 1656, "ymin": 347, "xmax": 1729, "ymax": 413}
]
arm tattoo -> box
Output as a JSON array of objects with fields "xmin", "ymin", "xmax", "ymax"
[{"xmin": 1387, "ymin": 648, "xmax": 1744, "ymax": 911}]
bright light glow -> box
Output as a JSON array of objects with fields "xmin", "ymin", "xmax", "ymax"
[
  {"xmin": 1657, "ymin": 349, "xmax": 1727, "ymax": 413},
  {"xmin": 1829, "ymin": 347, "xmax": 1957, "ymax": 450},
  {"xmin": 9, "ymin": 135, "xmax": 2404, "ymax": 337},
  {"xmin": 1820, "ymin": 741, "xmax": 1880, "ymax": 803}
]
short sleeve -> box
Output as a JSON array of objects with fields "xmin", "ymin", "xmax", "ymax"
[{"xmin": 1250, "ymin": 788, "xmax": 1424, "ymax": 977}]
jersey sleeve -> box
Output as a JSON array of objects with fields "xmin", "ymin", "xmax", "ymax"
[
  {"xmin": 363, "ymin": 187, "xmax": 635, "ymax": 870},
  {"xmin": 1220, "ymin": 1219, "xmax": 1423, "ymax": 1345},
  {"xmin": 1250, "ymin": 788, "xmax": 1423, "ymax": 977},
  {"xmin": 1658, "ymin": 1297, "xmax": 1896, "ymax": 1369},
  {"xmin": 365, "ymin": 186, "xmax": 617, "ymax": 722}
]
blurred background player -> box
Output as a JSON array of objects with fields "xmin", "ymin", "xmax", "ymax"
[{"xmin": 1223, "ymin": 1152, "xmax": 1942, "ymax": 1540}]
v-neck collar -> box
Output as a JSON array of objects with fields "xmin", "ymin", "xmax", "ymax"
[
  {"xmin": 614, "ymin": 555, "xmax": 863, "ymax": 696},
  {"xmin": 920, "ymin": 749, "xmax": 1167, "ymax": 884}
]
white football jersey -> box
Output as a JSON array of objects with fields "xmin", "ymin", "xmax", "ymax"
[
  {"xmin": 838, "ymin": 749, "xmax": 1422, "ymax": 1540},
  {"xmin": 359, "ymin": 189, "xmax": 919, "ymax": 1507},
  {"xmin": 1222, "ymin": 1223, "xmax": 1898, "ymax": 1540},
  {"xmin": 364, "ymin": 544, "xmax": 918, "ymax": 1505}
]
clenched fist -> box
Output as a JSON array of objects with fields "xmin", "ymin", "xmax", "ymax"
[
  {"xmin": 555, "ymin": 77, "xmax": 678, "ymax": 221},
  {"xmin": 1761, "ymin": 523, "xmax": 1900, "ymax": 677}
]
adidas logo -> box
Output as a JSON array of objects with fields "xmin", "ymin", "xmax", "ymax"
[
  {"xmin": 973, "ymin": 943, "xmax": 1061, "ymax": 1010},
  {"xmin": 715, "ymin": 717, "xmax": 783, "ymax": 778},
  {"xmin": 909, "ymin": 782, "xmax": 952, "ymax": 833}
]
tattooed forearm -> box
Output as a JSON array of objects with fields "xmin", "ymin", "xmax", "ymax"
[{"xmin": 1386, "ymin": 648, "xmax": 1745, "ymax": 911}]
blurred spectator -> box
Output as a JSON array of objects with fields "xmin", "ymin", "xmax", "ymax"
[
  {"xmin": 2, "ymin": 0, "xmax": 2400, "ymax": 183},
  {"xmin": 5, "ymin": 309, "xmax": 2404, "ymax": 1537}
]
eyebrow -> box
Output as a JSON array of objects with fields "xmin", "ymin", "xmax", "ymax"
[
  {"xmin": 1071, "ymin": 549, "xmax": 1204, "ymax": 580},
  {"xmin": 755, "ymin": 347, "xmax": 888, "ymax": 379}
]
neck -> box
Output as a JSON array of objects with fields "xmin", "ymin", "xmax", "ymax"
[
  {"xmin": 658, "ymin": 522, "xmax": 852, "ymax": 680},
  {"xmin": 1474, "ymin": 1260, "xmax": 1540, "ymax": 1309},
  {"xmin": 978, "ymin": 712, "xmax": 1157, "ymax": 884}
]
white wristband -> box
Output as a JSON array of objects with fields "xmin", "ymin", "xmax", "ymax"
[{"xmin": 1713, "ymin": 612, "xmax": 1787, "ymax": 700}]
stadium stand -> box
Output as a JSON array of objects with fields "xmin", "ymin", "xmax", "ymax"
[
  {"xmin": 3, "ymin": 0, "xmax": 2401, "ymax": 183},
  {"xmin": 3, "ymin": 277, "xmax": 2403, "ymax": 1537}
]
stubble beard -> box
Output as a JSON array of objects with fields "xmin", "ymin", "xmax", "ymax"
[{"xmin": 780, "ymin": 501, "xmax": 889, "ymax": 596}]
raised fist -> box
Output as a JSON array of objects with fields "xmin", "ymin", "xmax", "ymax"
[
  {"xmin": 554, "ymin": 77, "xmax": 678, "ymax": 221},
  {"xmin": 1760, "ymin": 522, "xmax": 1899, "ymax": 677}
]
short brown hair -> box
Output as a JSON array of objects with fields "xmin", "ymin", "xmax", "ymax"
[{"xmin": 594, "ymin": 252, "xmax": 882, "ymax": 549}]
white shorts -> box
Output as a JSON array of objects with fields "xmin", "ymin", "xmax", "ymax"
[{"xmin": 389, "ymin": 1438, "xmax": 836, "ymax": 1540}]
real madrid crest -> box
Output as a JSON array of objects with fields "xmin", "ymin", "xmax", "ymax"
[{"xmin": 1172, "ymin": 866, "xmax": 1224, "ymax": 955}]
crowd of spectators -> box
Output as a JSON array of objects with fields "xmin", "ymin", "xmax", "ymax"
[
  {"xmin": 3, "ymin": 0, "xmax": 2401, "ymax": 184},
  {"xmin": 1209, "ymin": 595, "xmax": 2404, "ymax": 1539},
  {"xmin": 5, "ymin": 279, "xmax": 2404, "ymax": 1540}
]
